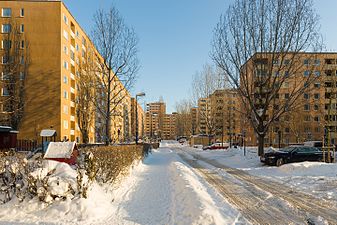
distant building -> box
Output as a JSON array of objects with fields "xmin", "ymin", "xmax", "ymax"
[{"xmin": 162, "ymin": 113, "xmax": 177, "ymax": 140}]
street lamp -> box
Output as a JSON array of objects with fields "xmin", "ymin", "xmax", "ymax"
[{"xmin": 135, "ymin": 92, "xmax": 145, "ymax": 144}]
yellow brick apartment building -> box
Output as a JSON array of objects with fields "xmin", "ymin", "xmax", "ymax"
[
  {"xmin": 0, "ymin": 0, "xmax": 138, "ymax": 143},
  {"xmin": 242, "ymin": 52, "xmax": 337, "ymax": 147}
]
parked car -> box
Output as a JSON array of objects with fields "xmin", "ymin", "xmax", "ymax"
[
  {"xmin": 303, "ymin": 141, "xmax": 323, "ymax": 150},
  {"xmin": 202, "ymin": 142, "xmax": 230, "ymax": 150},
  {"xmin": 261, "ymin": 146, "xmax": 334, "ymax": 166}
]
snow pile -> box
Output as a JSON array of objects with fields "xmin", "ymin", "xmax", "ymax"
[{"xmin": 0, "ymin": 159, "xmax": 114, "ymax": 224}]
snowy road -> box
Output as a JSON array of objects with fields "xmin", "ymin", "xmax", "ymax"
[
  {"xmin": 177, "ymin": 148, "xmax": 337, "ymax": 224},
  {"xmin": 111, "ymin": 144, "xmax": 246, "ymax": 225},
  {"xmin": 114, "ymin": 142, "xmax": 337, "ymax": 224}
]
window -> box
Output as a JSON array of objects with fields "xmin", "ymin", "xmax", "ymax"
[
  {"xmin": 76, "ymin": 30, "xmax": 79, "ymax": 37},
  {"xmin": 304, "ymin": 70, "xmax": 310, "ymax": 76},
  {"xmin": 63, "ymin": 30, "xmax": 68, "ymax": 40},
  {"xmin": 2, "ymin": 40, "xmax": 11, "ymax": 49},
  {"xmin": 20, "ymin": 8, "xmax": 24, "ymax": 17},
  {"xmin": 314, "ymin": 71, "xmax": 320, "ymax": 76},
  {"xmin": 20, "ymin": 24, "xmax": 24, "ymax": 33},
  {"xmin": 2, "ymin": 87, "xmax": 9, "ymax": 96},
  {"xmin": 64, "ymin": 61, "xmax": 68, "ymax": 70},
  {"xmin": 2, "ymin": 56, "xmax": 9, "ymax": 64},
  {"xmin": 285, "ymin": 93, "xmax": 289, "ymax": 99},
  {"xmin": 64, "ymin": 120, "xmax": 68, "ymax": 129},
  {"xmin": 314, "ymin": 104, "xmax": 319, "ymax": 111},
  {"xmin": 304, "ymin": 104, "xmax": 310, "ymax": 111},
  {"xmin": 284, "ymin": 59, "xmax": 290, "ymax": 65},
  {"xmin": 21, "ymin": 40, "xmax": 24, "ymax": 49},
  {"xmin": 1, "ymin": 72, "xmax": 9, "ymax": 80},
  {"xmin": 82, "ymin": 36, "xmax": 86, "ymax": 46},
  {"xmin": 304, "ymin": 93, "xmax": 309, "ymax": 99},
  {"xmin": 314, "ymin": 116, "xmax": 320, "ymax": 122},
  {"xmin": 63, "ymin": 14, "xmax": 68, "ymax": 25},
  {"xmin": 63, "ymin": 90, "xmax": 68, "ymax": 99},
  {"xmin": 63, "ymin": 45, "xmax": 68, "ymax": 55},
  {"xmin": 314, "ymin": 93, "xmax": 320, "ymax": 99},
  {"xmin": 285, "ymin": 127, "xmax": 290, "ymax": 133},
  {"xmin": 304, "ymin": 59, "xmax": 310, "ymax": 65},
  {"xmin": 274, "ymin": 71, "xmax": 279, "ymax": 76},
  {"xmin": 314, "ymin": 83, "xmax": 320, "ymax": 88},
  {"xmin": 63, "ymin": 105, "xmax": 68, "ymax": 114},
  {"xmin": 63, "ymin": 75, "xmax": 68, "ymax": 84},
  {"xmin": 1, "ymin": 24, "xmax": 11, "ymax": 33},
  {"xmin": 20, "ymin": 56, "xmax": 24, "ymax": 64},
  {"xmin": 314, "ymin": 59, "xmax": 320, "ymax": 65},
  {"xmin": 20, "ymin": 72, "xmax": 24, "ymax": 80},
  {"xmin": 76, "ymin": 43, "xmax": 79, "ymax": 51},
  {"xmin": 272, "ymin": 60, "xmax": 279, "ymax": 65},
  {"xmin": 2, "ymin": 8, "xmax": 12, "ymax": 17},
  {"xmin": 284, "ymin": 71, "xmax": 289, "ymax": 77}
]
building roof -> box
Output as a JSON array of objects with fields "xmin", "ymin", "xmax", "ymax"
[
  {"xmin": 44, "ymin": 142, "xmax": 77, "ymax": 159},
  {"xmin": 40, "ymin": 129, "xmax": 57, "ymax": 137}
]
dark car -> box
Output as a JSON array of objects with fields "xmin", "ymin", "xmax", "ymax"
[
  {"xmin": 260, "ymin": 146, "xmax": 334, "ymax": 166},
  {"xmin": 202, "ymin": 143, "xmax": 229, "ymax": 150}
]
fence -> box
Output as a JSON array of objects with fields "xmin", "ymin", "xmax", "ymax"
[{"xmin": 16, "ymin": 140, "xmax": 38, "ymax": 152}]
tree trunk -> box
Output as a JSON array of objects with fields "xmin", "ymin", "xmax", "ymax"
[{"xmin": 258, "ymin": 134, "xmax": 265, "ymax": 156}]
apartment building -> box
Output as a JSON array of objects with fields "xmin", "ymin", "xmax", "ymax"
[
  {"xmin": 241, "ymin": 52, "xmax": 336, "ymax": 147},
  {"xmin": 209, "ymin": 89, "xmax": 240, "ymax": 144},
  {"xmin": 190, "ymin": 107, "xmax": 198, "ymax": 135},
  {"xmin": 0, "ymin": 1, "xmax": 129, "ymax": 143},
  {"xmin": 131, "ymin": 97, "xmax": 144, "ymax": 140},
  {"xmin": 162, "ymin": 112, "xmax": 177, "ymax": 140},
  {"xmin": 145, "ymin": 101, "xmax": 166, "ymax": 139},
  {"xmin": 197, "ymin": 98, "xmax": 211, "ymax": 135}
]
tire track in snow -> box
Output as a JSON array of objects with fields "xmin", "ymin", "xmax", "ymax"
[{"xmin": 177, "ymin": 150, "xmax": 321, "ymax": 225}]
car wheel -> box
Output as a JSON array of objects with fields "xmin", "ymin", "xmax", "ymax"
[{"xmin": 276, "ymin": 158, "xmax": 284, "ymax": 167}]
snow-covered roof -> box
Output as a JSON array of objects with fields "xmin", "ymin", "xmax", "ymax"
[
  {"xmin": 40, "ymin": 129, "xmax": 57, "ymax": 137},
  {"xmin": 44, "ymin": 142, "xmax": 77, "ymax": 159}
]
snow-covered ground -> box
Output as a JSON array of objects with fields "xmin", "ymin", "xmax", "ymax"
[
  {"xmin": 1, "ymin": 141, "xmax": 337, "ymax": 224},
  {"xmin": 184, "ymin": 145, "xmax": 337, "ymax": 201}
]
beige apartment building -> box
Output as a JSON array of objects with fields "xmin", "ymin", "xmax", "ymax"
[
  {"xmin": 131, "ymin": 97, "xmax": 144, "ymax": 141},
  {"xmin": 210, "ymin": 89, "xmax": 240, "ymax": 144},
  {"xmin": 242, "ymin": 52, "xmax": 336, "ymax": 147},
  {"xmin": 197, "ymin": 98, "xmax": 211, "ymax": 135},
  {"xmin": 145, "ymin": 101, "xmax": 166, "ymax": 139},
  {"xmin": 162, "ymin": 112, "xmax": 177, "ymax": 140},
  {"xmin": 0, "ymin": 0, "xmax": 132, "ymax": 143}
]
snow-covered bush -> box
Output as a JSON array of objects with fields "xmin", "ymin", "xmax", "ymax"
[
  {"xmin": 0, "ymin": 151, "xmax": 85, "ymax": 204},
  {"xmin": 82, "ymin": 145, "xmax": 144, "ymax": 184}
]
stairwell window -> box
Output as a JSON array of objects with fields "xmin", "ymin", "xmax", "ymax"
[
  {"xmin": 20, "ymin": 8, "xmax": 24, "ymax": 17},
  {"xmin": 2, "ymin": 87, "xmax": 9, "ymax": 96},
  {"xmin": 21, "ymin": 40, "xmax": 24, "ymax": 49},
  {"xmin": 2, "ymin": 8, "xmax": 11, "ymax": 17},
  {"xmin": 1, "ymin": 24, "xmax": 11, "ymax": 33},
  {"xmin": 20, "ymin": 24, "xmax": 24, "ymax": 33}
]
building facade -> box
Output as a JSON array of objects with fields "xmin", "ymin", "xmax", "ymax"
[
  {"xmin": 241, "ymin": 52, "xmax": 336, "ymax": 147},
  {"xmin": 0, "ymin": 1, "xmax": 131, "ymax": 144}
]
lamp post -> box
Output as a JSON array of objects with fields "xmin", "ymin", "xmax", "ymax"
[{"xmin": 135, "ymin": 92, "xmax": 145, "ymax": 144}]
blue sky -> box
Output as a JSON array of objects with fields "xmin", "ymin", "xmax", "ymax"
[{"xmin": 63, "ymin": 0, "xmax": 337, "ymax": 113}]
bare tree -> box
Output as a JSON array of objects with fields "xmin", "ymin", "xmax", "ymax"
[
  {"xmin": 175, "ymin": 99, "xmax": 193, "ymax": 137},
  {"xmin": 212, "ymin": 0, "xmax": 322, "ymax": 155},
  {"xmin": 191, "ymin": 64, "xmax": 225, "ymax": 139},
  {"xmin": 92, "ymin": 5, "xmax": 139, "ymax": 145},
  {"xmin": 75, "ymin": 44, "xmax": 96, "ymax": 144},
  {"xmin": 0, "ymin": 20, "xmax": 29, "ymax": 130}
]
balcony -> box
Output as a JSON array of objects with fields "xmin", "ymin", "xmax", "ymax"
[
  {"xmin": 70, "ymin": 87, "xmax": 75, "ymax": 94},
  {"xmin": 70, "ymin": 129, "xmax": 75, "ymax": 135},
  {"xmin": 70, "ymin": 115, "xmax": 75, "ymax": 121},
  {"xmin": 70, "ymin": 101, "xmax": 75, "ymax": 107},
  {"xmin": 70, "ymin": 73, "xmax": 75, "ymax": 80}
]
